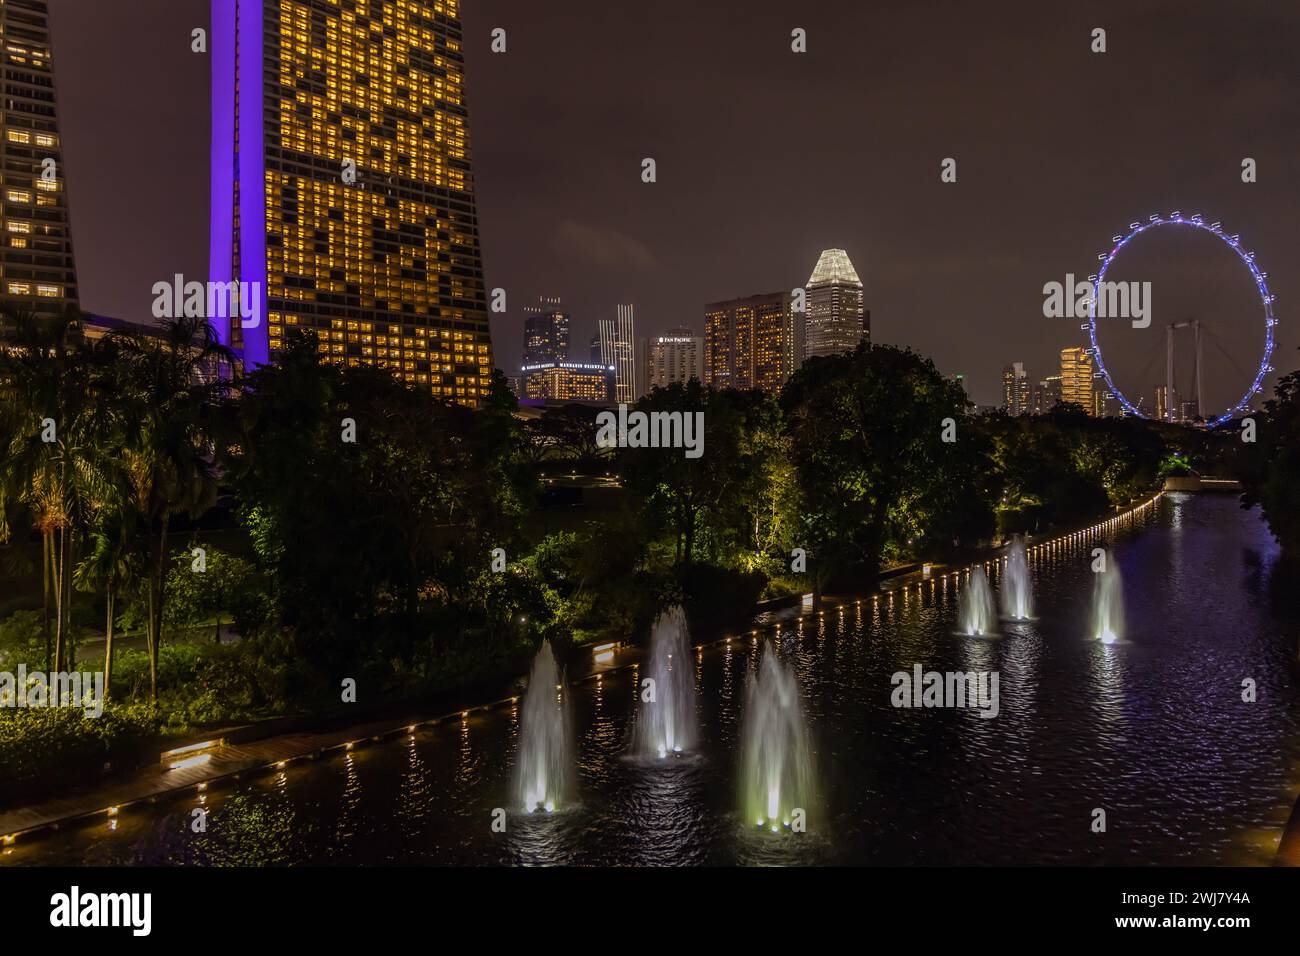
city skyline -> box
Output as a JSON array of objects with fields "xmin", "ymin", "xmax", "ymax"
[
  {"xmin": 3, "ymin": 0, "xmax": 1299, "ymax": 896},
  {"xmin": 35, "ymin": 0, "xmax": 1300, "ymax": 409}
]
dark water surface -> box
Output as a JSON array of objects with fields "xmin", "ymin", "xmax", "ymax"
[{"xmin": 8, "ymin": 493, "xmax": 1299, "ymax": 866}]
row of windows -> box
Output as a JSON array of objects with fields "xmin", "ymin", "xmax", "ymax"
[
  {"xmin": 6, "ymin": 281, "xmax": 62, "ymax": 297},
  {"xmin": 4, "ymin": 128, "xmax": 57, "ymax": 148}
]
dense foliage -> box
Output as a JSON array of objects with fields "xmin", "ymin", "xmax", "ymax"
[
  {"xmin": 1239, "ymin": 356, "xmax": 1300, "ymax": 555},
  {"xmin": 6, "ymin": 311, "xmax": 1253, "ymax": 785}
]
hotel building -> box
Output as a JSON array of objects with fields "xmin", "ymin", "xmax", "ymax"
[
  {"xmin": 209, "ymin": 0, "xmax": 493, "ymax": 402},
  {"xmin": 643, "ymin": 327, "xmax": 703, "ymax": 391},
  {"xmin": 521, "ymin": 361, "xmax": 613, "ymax": 404},
  {"xmin": 0, "ymin": 0, "xmax": 77, "ymax": 316}
]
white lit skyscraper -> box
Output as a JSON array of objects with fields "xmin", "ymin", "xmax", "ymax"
[
  {"xmin": 598, "ymin": 304, "xmax": 637, "ymax": 403},
  {"xmin": 644, "ymin": 327, "xmax": 704, "ymax": 391},
  {"xmin": 803, "ymin": 249, "xmax": 865, "ymax": 360}
]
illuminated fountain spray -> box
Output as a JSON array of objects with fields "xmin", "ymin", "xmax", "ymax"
[
  {"xmin": 634, "ymin": 606, "xmax": 697, "ymax": 758},
  {"xmin": 1000, "ymin": 536, "xmax": 1034, "ymax": 621},
  {"xmin": 958, "ymin": 567, "xmax": 997, "ymax": 636},
  {"xmin": 740, "ymin": 645, "xmax": 815, "ymax": 833},
  {"xmin": 1091, "ymin": 559, "xmax": 1125, "ymax": 644},
  {"xmin": 514, "ymin": 640, "xmax": 573, "ymax": 813}
]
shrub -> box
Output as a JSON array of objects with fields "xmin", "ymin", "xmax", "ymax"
[{"xmin": 0, "ymin": 705, "xmax": 158, "ymax": 789}]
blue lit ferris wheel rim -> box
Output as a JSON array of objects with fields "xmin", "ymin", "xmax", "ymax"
[{"xmin": 1087, "ymin": 213, "xmax": 1278, "ymax": 428}]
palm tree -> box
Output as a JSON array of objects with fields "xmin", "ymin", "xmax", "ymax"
[
  {"xmin": 74, "ymin": 508, "xmax": 138, "ymax": 700},
  {"xmin": 105, "ymin": 316, "xmax": 236, "ymax": 701},
  {"xmin": 0, "ymin": 307, "xmax": 109, "ymax": 691}
]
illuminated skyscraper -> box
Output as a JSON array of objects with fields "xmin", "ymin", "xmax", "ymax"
[
  {"xmin": 598, "ymin": 305, "xmax": 636, "ymax": 403},
  {"xmin": 1034, "ymin": 374, "xmax": 1062, "ymax": 413},
  {"xmin": 1002, "ymin": 362, "xmax": 1030, "ymax": 415},
  {"xmin": 521, "ymin": 361, "xmax": 612, "ymax": 403},
  {"xmin": 704, "ymin": 292, "xmax": 795, "ymax": 393},
  {"xmin": 522, "ymin": 296, "xmax": 569, "ymax": 367},
  {"xmin": 803, "ymin": 249, "xmax": 865, "ymax": 360},
  {"xmin": 644, "ymin": 327, "xmax": 703, "ymax": 391},
  {"xmin": 0, "ymin": 0, "xmax": 77, "ymax": 315},
  {"xmin": 1059, "ymin": 347, "xmax": 1094, "ymax": 414},
  {"xmin": 210, "ymin": 0, "xmax": 493, "ymax": 402}
]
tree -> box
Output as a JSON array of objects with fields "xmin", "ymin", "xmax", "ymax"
[
  {"xmin": 104, "ymin": 316, "xmax": 237, "ymax": 701},
  {"xmin": 0, "ymin": 308, "xmax": 111, "ymax": 687},
  {"xmin": 620, "ymin": 382, "xmax": 782, "ymax": 567},
  {"xmin": 1240, "ymin": 355, "xmax": 1300, "ymax": 554},
  {"xmin": 74, "ymin": 510, "xmax": 139, "ymax": 699},
  {"xmin": 224, "ymin": 333, "xmax": 535, "ymax": 673},
  {"xmin": 781, "ymin": 342, "xmax": 977, "ymax": 588}
]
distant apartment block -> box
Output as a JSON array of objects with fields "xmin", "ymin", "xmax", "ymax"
[
  {"xmin": 704, "ymin": 292, "xmax": 795, "ymax": 393},
  {"xmin": 1060, "ymin": 347, "xmax": 1094, "ymax": 414},
  {"xmin": 1002, "ymin": 362, "xmax": 1030, "ymax": 415}
]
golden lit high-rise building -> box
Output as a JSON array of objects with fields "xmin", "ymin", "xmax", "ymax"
[
  {"xmin": 0, "ymin": 0, "xmax": 78, "ymax": 316},
  {"xmin": 210, "ymin": 0, "xmax": 493, "ymax": 402},
  {"xmin": 521, "ymin": 361, "xmax": 613, "ymax": 403},
  {"xmin": 1059, "ymin": 346, "xmax": 1094, "ymax": 414},
  {"xmin": 704, "ymin": 292, "xmax": 795, "ymax": 393}
]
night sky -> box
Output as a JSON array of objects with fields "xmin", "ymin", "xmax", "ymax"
[{"xmin": 46, "ymin": 0, "xmax": 1300, "ymax": 408}]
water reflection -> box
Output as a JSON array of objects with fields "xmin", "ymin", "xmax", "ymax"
[{"xmin": 6, "ymin": 496, "xmax": 1298, "ymax": 867}]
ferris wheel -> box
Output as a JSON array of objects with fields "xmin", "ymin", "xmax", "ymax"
[{"xmin": 1085, "ymin": 212, "xmax": 1278, "ymax": 427}]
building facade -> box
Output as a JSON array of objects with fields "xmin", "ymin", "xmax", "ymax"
[
  {"xmin": 597, "ymin": 304, "xmax": 636, "ymax": 403},
  {"xmin": 1059, "ymin": 347, "xmax": 1094, "ymax": 414},
  {"xmin": 521, "ymin": 361, "xmax": 612, "ymax": 403},
  {"xmin": 522, "ymin": 296, "xmax": 569, "ymax": 367},
  {"xmin": 0, "ymin": 0, "xmax": 77, "ymax": 316},
  {"xmin": 210, "ymin": 0, "xmax": 494, "ymax": 402},
  {"xmin": 803, "ymin": 248, "xmax": 865, "ymax": 360},
  {"xmin": 644, "ymin": 327, "xmax": 703, "ymax": 392},
  {"xmin": 704, "ymin": 291, "xmax": 794, "ymax": 393},
  {"xmin": 1034, "ymin": 374, "xmax": 1062, "ymax": 413},
  {"xmin": 1002, "ymin": 362, "xmax": 1030, "ymax": 416}
]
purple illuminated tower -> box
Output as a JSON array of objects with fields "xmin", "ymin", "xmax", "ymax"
[{"xmin": 209, "ymin": 0, "xmax": 495, "ymax": 401}]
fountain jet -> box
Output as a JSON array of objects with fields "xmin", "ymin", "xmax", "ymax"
[
  {"xmin": 739, "ymin": 644, "xmax": 815, "ymax": 833},
  {"xmin": 633, "ymin": 606, "xmax": 698, "ymax": 758},
  {"xmin": 958, "ymin": 567, "xmax": 997, "ymax": 636},
  {"xmin": 1091, "ymin": 559, "xmax": 1125, "ymax": 644},
  {"xmin": 513, "ymin": 640, "xmax": 573, "ymax": 813},
  {"xmin": 1000, "ymin": 536, "xmax": 1034, "ymax": 621}
]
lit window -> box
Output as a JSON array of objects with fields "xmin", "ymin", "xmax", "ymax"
[
  {"xmin": 6, "ymin": 221, "xmax": 31, "ymax": 234},
  {"xmin": 6, "ymin": 129, "xmax": 30, "ymax": 144},
  {"xmin": 6, "ymin": 189, "xmax": 31, "ymax": 204},
  {"xmin": 7, "ymin": 283, "xmax": 31, "ymax": 295},
  {"xmin": 37, "ymin": 285, "xmax": 59, "ymax": 298}
]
